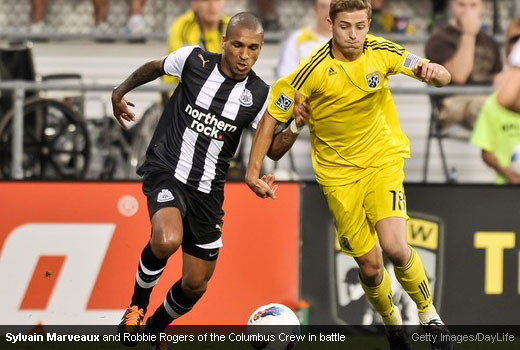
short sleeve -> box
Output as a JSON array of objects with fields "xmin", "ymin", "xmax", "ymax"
[{"xmin": 163, "ymin": 46, "xmax": 198, "ymax": 81}]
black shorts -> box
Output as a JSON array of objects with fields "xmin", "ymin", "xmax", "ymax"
[{"xmin": 142, "ymin": 170, "xmax": 224, "ymax": 261}]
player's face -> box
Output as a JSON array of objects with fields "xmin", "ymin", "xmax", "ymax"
[
  {"xmin": 329, "ymin": 10, "xmax": 370, "ymax": 60},
  {"xmin": 450, "ymin": 0, "xmax": 484, "ymax": 21},
  {"xmin": 192, "ymin": 0, "xmax": 226, "ymax": 26},
  {"xmin": 221, "ymin": 26, "xmax": 263, "ymax": 80}
]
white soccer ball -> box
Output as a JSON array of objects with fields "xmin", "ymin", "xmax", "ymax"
[
  {"xmin": 247, "ymin": 303, "xmax": 301, "ymax": 350},
  {"xmin": 510, "ymin": 144, "xmax": 520, "ymax": 174}
]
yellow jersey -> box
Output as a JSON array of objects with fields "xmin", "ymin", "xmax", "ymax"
[
  {"xmin": 164, "ymin": 10, "xmax": 230, "ymax": 86},
  {"xmin": 268, "ymin": 34, "xmax": 426, "ymax": 186}
]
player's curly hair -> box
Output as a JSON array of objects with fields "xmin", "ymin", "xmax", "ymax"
[{"xmin": 329, "ymin": 0, "xmax": 372, "ymax": 21}]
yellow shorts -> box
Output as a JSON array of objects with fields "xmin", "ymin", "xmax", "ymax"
[{"xmin": 321, "ymin": 159, "xmax": 409, "ymax": 257}]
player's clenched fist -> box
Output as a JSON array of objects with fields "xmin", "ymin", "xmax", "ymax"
[{"xmin": 412, "ymin": 61, "xmax": 451, "ymax": 87}]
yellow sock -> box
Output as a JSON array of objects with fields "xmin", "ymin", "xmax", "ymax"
[
  {"xmin": 360, "ymin": 268, "xmax": 400, "ymax": 326},
  {"xmin": 394, "ymin": 247, "xmax": 433, "ymax": 313}
]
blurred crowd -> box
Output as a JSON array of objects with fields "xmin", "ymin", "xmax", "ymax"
[
  {"xmin": 20, "ymin": 0, "xmax": 477, "ymax": 37},
  {"xmin": 4, "ymin": 0, "xmax": 520, "ymax": 184}
]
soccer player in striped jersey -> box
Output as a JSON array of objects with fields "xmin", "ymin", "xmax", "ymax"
[
  {"xmin": 246, "ymin": 1, "xmax": 453, "ymax": 349},
  {"xmin": 111, "ymin": 12, "xmax": 308, "ymax": 349}
]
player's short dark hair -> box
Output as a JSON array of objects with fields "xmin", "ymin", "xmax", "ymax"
[
  {"xmin": 225, "ymin": 12, "xmax": 264, "ymax": 39},
  {"xmin": 329, "ymin": 0, "xmax": 372, "ymax": 21}
]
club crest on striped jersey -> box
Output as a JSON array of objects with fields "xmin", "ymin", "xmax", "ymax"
[
  {"xmin": 275, "ymin": 93, "xmax": 293, "ymax": 112},
  {"xmin": 366, "ymin": 71, "xmax": 380, "ymax": 89},
  {"xmin": 239, "ymin": 88, "xmax": 253, "ymax": 107}
]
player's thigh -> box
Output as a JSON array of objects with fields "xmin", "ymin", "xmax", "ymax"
[
  {"xmin": 143, "ymin": 171, "xmax": 187, "ymax": 247},
  {"xmin": 321, "ymin": 183, "xmax": 376, "ymax": 258},
  {"xmin": 364, "ymin": 159, "xmax": 408, "ymax": 228}
]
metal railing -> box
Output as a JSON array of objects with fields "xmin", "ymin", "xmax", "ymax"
[{"xmin": 0, "ymin": 81, "xmax": 495, "ymax": 180}]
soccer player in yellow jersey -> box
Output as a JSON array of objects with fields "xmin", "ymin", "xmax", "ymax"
[
  {"xmin": 246, "ymin": 1, "xmax": 453, "ymax": 349},
  {"xmin": 164, "ymin": 0, "xmax": 230, "ymax": 87}
]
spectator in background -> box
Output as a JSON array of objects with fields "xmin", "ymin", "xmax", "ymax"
[
  {"xmin": 276, "ymin": 0, "xmax": 331, "ymax": 78},
  {"xmin": 255, "ymin": 0, "xmax": 279, "ymax": 32},
  {"xmin": 29, "ymin": 0, "xmax": 146, "ymax": 34},
  {"xmin": 471, "ymin": 16, "xmax": 520, "ymax": 184},
  {"xmin": 163, "ymin": 0, "xmax": 229, "ymax": 91},
  {"xmin": 166, "ymin": 0, "xmax": 228, "ymax": 56},
  {"xmin": 425, "ymin": 0, "xmax": 502, "ymax": 129}
]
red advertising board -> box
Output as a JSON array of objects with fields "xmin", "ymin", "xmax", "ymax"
[{"xmin": 0, "ymin": 182, "xmax": 299, "ymax": 325}]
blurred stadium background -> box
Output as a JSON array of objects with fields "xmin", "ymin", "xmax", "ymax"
[{"xmin": 1, "ymin": 0, "xmax": 520, "ymax": 340}]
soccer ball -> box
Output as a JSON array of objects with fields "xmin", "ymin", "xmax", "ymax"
[
  {"xmin": 247, "ymin": 303, "xmax": 300, "ymax": 350},
  {"xmin": 510, "ymin": 144, "xmax": 520, "ymax": 174}
]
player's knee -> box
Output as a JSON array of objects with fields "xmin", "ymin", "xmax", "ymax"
[
  {"xmin": 182, "ymin": 277, "xmax": 208, "ymax": 299},
  {"xmin": 358, "ymin": 262, "xmax": 384, "ymax": 286},
  {"xmin": 150, "ymin": 227, "xmax": 182, "ymax": 259},
  {"xmin": 384, "ymin": 244, "xmax": 410, "ymax": 267}
]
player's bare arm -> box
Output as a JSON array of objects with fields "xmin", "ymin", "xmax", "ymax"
[
  {"xmin": 246, "ymin": 91, "xmax": 310, "ymax": 199},
  {"xmin": 268, "ymin": 92, "xmax": 310, "ymax": 160},
  {"xmin": 111, "ymin": 58, "xmax": 165, "ymax": 129},
  {"xmin": 246, "ymin": 111, "xmax": 279, "ymax": 199},
  {"xmin": 412, "ymin": 61, "xmax": 451, "ymax": 87}
]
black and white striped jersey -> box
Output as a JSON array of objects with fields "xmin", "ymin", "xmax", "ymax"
[{"xmin": 138, "ymin": 46, "xmax": 270, "ymax": 194}]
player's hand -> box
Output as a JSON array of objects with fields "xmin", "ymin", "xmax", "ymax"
[
  {"xmin": 412, "ymin": 61, "xmax": 443, "ymax": 84},
  {"xmin": 111, "ymin": 92, "xmax": 136, "ymax": 130},
  {"xmin": 293, "ymin": 91, "xmax": 310, "ymax": 128},
  {"xmin": 246, "ymin": 174, "xmax": 278, "ymax": 199}
]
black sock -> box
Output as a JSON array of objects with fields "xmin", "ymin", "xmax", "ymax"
[
  {"xmin": 147, "ymin": 278, "xmax": 201, "ymax": 333},
  {"xmin": 131, "ymin": 242, "xmax": 168, "ymax": 311}
]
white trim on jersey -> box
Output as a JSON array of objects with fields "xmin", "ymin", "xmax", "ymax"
[
  {"xmin": 174, "ymin": 128, "xmax": 198, "ymax": 184},
  {"xmin": 198, "ymin": 139, "xmax": 224, "ymax": 193},
  {"xmin": 195, "ymin": 65, "xmax": 225, "ymax": 109},
  {"xmin": 221, "ymin": 77, "xmax": 249, "ymax": 121},
  {"xmin": 251, "ymin": 87, "xmax": 271, "ymax": 129},
  {"xmin": 163, "ymin": 45, "xmax": 199, "ymax": 81}
]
